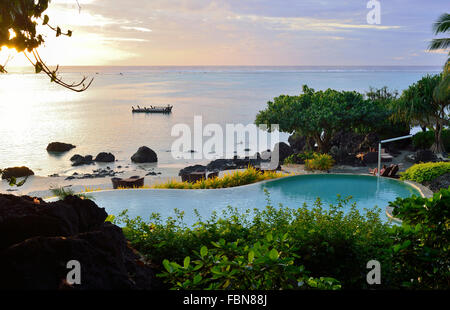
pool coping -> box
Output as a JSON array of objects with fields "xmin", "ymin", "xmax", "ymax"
[{"xmin": 385, "ymin": 180, "xmax": 433, "ymax": 223}]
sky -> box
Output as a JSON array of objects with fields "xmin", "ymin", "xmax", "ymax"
[{"xmin": 2, "ymin": 0, "xmax": 449, "ymax": 66}]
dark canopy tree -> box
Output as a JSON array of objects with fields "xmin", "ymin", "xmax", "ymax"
[
  {"xmin": 0, "ymin": 0, "xmax": 92, "ymax": 92},
  {"xmin": 255, "ymin": 85, "xmax": 391, "ymax": 153}
]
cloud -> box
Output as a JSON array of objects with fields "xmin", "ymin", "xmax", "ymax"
[
  {"xmin": 17, "ymin": 0, "xmax": 446, "ymax": 66},
  {"xmin": 233, "ymin": 15, "xmax": 401, "ymax": 32},
  {"xmin": 121, "ymin": 26, "xmax": 152, "ymax": 32},
  {"xmin": 426, "ymin": 49, "xmax": 449, "ymax": 54}
]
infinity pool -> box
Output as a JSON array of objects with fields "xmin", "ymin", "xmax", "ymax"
[{"xmin": 85, "ymin": 174, "xmax": 420, "ymax": 225}]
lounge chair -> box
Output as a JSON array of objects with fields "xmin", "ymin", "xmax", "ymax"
[
  {"xmin": 380, "ymin": 165, "xmax": 393, "ymax": 177},
  {"xmin": 112, "ymin": 176, "xmax": 144, "ymax": 189},
  {"xmin": 388, "ymin": 164, "xmax": 399, "ymax": 178}
]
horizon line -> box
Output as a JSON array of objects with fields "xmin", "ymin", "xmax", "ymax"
[{"xmin": 6, "ymin": 64, "xmax": 445, "ymax": 68}]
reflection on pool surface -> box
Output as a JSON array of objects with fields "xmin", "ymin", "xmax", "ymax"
[{"xmin": 89, "ymin": 174, "xmax": 420, "ymax": 225}]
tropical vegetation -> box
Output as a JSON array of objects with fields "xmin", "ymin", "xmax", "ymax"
[
  {"xmin": 115, "ymin": 187, "xmax": 450, "ymax": 290},
  {"xmin": 400, "ymin": 162, "xmax": 450, "ymax": 184},
  {"xmin": 304, "ymin": 153, "xmax": 335, "ymax": 171},
  {"xmin": 152, "ymin": 167, "xmax": 287, "ymax": 189},
  {"xmin": 255, "ymin": 86, "xmax": 398, "ymax": 153},
  {"xmin": 393, "ymin": 74, "xmax": 449, "ymax": 153},
  {"xmin": 412, "ymin": 129, "xmax": 450, "ymax": 150}
]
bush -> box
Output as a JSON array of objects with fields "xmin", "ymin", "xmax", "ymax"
[
  {"xmin": 388, "ymin": 187, "xmax": 450, "ymax": 289},
  {"xmin": 153, "ymin": 167, "xmax": 287, "ymax": 189},
  {"xmin": 116, "ymin": 188, "xmax": 450, "ymax": 289},
  {"xmin": 283, "ymin": 151, "xmax": 316, "ymax": 165},
  {"xmin": 159, "ymin": 235, "xmax": 341, "ymax": 290},
  {"xmin": 412, "ymin": 129, "xmax": 450, "ymax": 150},
  {"xmin": 400, "ymin": 162, "xmax": 450, "ymax": 184},
  {"xmin": 305, "ymin": 153, "xmax": 335, "ymax": 171},
  {"xmin": 116, "ymin": 194, "xmax": 391, "ymax": 289}
]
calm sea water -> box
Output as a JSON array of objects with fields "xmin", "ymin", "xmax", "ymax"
[{"xmin": 0, "ymin": 66, "xmax": 442, "ymax": 176}]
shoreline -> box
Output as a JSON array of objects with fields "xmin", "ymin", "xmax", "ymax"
[{"xmin": 1, "ymin": 150, "xmax": 419, "ymax": 198}]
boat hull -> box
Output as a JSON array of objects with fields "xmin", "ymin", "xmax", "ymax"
[{"xmin": 132, "ymin": 106, "xmax": 173, "ymax": 113}]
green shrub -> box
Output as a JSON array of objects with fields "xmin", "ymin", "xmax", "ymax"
[
  {"xmin": 305, "ymin": 153, "xmax": 335, "ymax": 171},
  {"xmin": 388, "ymin": 187, "xmax": 450, "ymax": 289},
  {"xmin": 50, "ymin": 186, "xmax": 94, "ymax": 201},
  {"xmin": 400, "ymin": 162, "xmax": 450, "ymax": 184},
  {"xmin": 116, "ymin": 194, "xmax": 391, "ymax": 289},
  {"xmin": 159, "ymin": 235, "xmax": 341, "ymax": 290},
  {"xmin": 153, "ymin": 167, "xmax": 287, "ymax": 189},
  {"xmin": 116, "ymin": 188, "xmax": 450, "ymax": 289},
  {"xmin": 283, "ymin": 151, "xmax": 316, "ymax": 165},
  {"xmin": 412, "ymin": 129, "xmax": 450, "ymax": 150}
]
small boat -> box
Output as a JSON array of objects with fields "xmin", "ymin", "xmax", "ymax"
[{"xmin": 132, "ymin": 105, "xmax": 173, "ymax": 113}]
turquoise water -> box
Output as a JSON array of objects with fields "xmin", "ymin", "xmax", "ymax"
[
  {"xmin": 87, "ymin": 174, "xmax": 420, "ymax": 225},
  {"xmin": 0, "ymin": 66, "xmax": 442, "ymax": 176}
]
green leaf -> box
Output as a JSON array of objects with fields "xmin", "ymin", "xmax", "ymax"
[
  {"xmin": 162, "ymin": 259, "xmax": 172, "ymax": 273},
  {"xmin": 200, "ymin": 246, "xmax": 208, "ymax": 258},
  {"xmin": 8, "ymin": 177, "xmax": 17, "ymax": 187},
  {"xmin": 193, "ymin": 274, "xmax": 202, "ymax": 285},
  {"xmin": 248, "ymin": 250, "xmax": 255, "ymax": 263},
  {"xmin": 56, "ymin": 27, "xmax": 61, "ymax": 37},
  {"xmin": 184, "ymin": 256, "xmax": 190, "ymax": 269},
  {"xmin": 269, "ymin": 248, "xmax": 279, "ymax": 260},
  {"xmin": 266, "ymin": 233, "xmax": 273, "ymax": 242},
  {"xmin": 43, "ymin": 15, "xmax": 49, "ymax": 25},
  {"xmin": 193, "ymin": 262, "xmax": 203, "ymax": 271}
]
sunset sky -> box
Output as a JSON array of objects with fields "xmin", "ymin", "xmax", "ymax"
[{"xmin": 3, "ymin": 0, "xmax": 450, "ymax": 66}]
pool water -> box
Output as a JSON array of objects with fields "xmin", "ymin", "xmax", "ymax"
[{"xmin": 86, "ymin": 174, "xmax": 420, "ymax": 225}]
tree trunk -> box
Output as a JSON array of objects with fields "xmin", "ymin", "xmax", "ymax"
[
  {"xmin": 315, "ymin": 132, "xmax": 331, "ymax": 153},
  {"xmin": 430, "ymin": 120, "xmax": 445, "ymax": 154}
]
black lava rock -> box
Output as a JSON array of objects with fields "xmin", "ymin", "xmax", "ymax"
[
  {"xmin": 47, "ymin": 142, "xmax": 76, "ymax": 153},
  {"xmin": 1, "ymin": 166, "xmax": 34, "ymax": 179},
  {"xmin": 131, "ymin": 146, "xmax": 158, "ymax": 163},
  {"xmin": 70, "ymin": 155, "xmax": 94, "ymax": 166},
  {"xmin": 0, "ymin": 194, "xmax": 159, "ymax": 290},
  {"xmin": 94, "ymin": 152, "xmax": 115, "ymax": 163}
]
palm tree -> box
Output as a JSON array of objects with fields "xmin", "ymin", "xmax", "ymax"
[
  {"xmin": 429, "ymin": 13, "xmax": 450, "ymax": 54},
  {"xmin": 429, "ymin": 13, "xmax": 450, "ymax": 151}
]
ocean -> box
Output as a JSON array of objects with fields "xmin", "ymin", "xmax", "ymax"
[{"xmin": 0, "ymin": 66, "xmax": 443, "ymax": 177}]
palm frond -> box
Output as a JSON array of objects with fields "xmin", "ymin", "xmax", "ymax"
[
  {"xmin": 432, "ymin": 13, "xmax": 450, "ymax": 35},
  {"xmin": 429, "ymin": 38, "xmax": 450, "ymax": 50}
]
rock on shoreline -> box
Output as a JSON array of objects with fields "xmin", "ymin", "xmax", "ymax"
[
  {"xmin": 131, "ymin": 146, "xmax": 158, "ymax": 163},
  {"xmin": 47, "ymin": 142, "xmax": 76, "ymax": 153},
  {"xmin": 70, "ymin": 154, "xmax": 94, "ymax": 166},
  {"xmin": 94, "ymin": 152, "xmax": 115, "ymax": 163},
  {"xmin": 0, "ymin": 194, "xmax": 159, "ymax": 289},
  {"xmin": 1, "ymin": 166, "xmax": 34, "ymax": 179}
]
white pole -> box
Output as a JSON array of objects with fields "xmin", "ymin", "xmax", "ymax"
[
  {"xmin": 377, "ymin": 143, "xmax": 381, "ymax": 177},
  {"xmin": 376, "ymin": 135, "xmax": 412, "ymax": 178}
]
